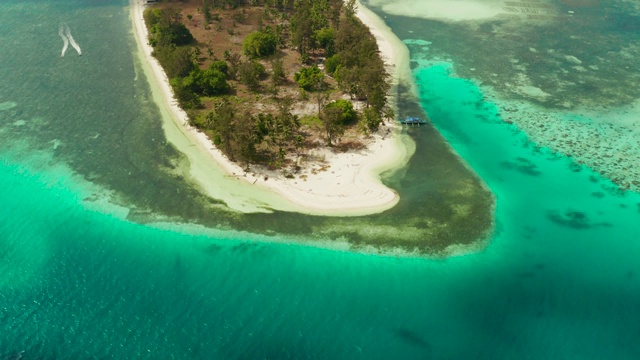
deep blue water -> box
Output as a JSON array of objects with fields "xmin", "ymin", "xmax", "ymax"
[{"xmin": 1, "ymin": 0, "xmax": 640, "ymax": 358}]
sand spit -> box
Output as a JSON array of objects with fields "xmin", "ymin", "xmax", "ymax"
[{"xmin": 129, "ymin": 0, "xmax": 414, "ymax": 216}]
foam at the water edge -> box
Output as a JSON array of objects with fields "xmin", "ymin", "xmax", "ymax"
[
  {"xmin": 65, "ymin": 24, "xmax": 82, "ymax": 56},
  {"xmin": 58, "ymin": 25, "xmax": 69, "ymax": 57}
]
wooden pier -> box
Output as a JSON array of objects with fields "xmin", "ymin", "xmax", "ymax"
[{"xmin": 399, "ymin": 117, "xmax": 428, "ymax": 125}]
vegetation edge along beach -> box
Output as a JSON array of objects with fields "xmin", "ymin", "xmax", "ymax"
[
  {"xmin": 129, "ymin": 0, "xmax": 495, "ymax": 255},
  {"xmin": 130, "ymin": 0, "xmax": 415, "ymax": 216}
]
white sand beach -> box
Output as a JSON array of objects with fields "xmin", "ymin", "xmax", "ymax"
[
  {"xmin": 129, "ymin": 0, "xmax": 414, "ymax": 216},
  {"xmin": 365, "ymin": 0, "xmax": 507, "ymax": 21}
]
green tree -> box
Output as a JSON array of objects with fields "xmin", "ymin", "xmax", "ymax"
[
  {"xmin": 345, "ymin": 0, "xmax": 357, "ymax": 17},
  {"xmin": 253, "ymin": 99, "xmax": 300, "ymax": 165},
  {"xmin": 238, "ymin": 60, "xmax": 266, "ymax": 91},
  {"xmin": 200, "ymin": 68, "xmax": 230, "ymax": 95},
  {"xmin": 360, "ymin": 107, "xmax": 382, "ymax": 133},
  {"xmin": 243, "ymin": 31, "xmax": 278, "ymax": 59},
  {"xmin": 325, "ymin": 54, "xmax": 340, "ymax": 75},
  {"xmin": 294, "ymin": 65, "xmax": 324, "ymax": 91},
  {"xmin": 223, "ymin": 50, "xmax": 242, "ymax": 79},
  {"xmin": 206, "ymin": 99, "xmax": 236, "ymax": 157},
  {"xmin": 270, "ymin": 57, "xmax": 286, "ymax": 85},
  {"xmin": 170, "ymin": 77, "xmax": 202, "ymax": 109},
  {"xmin": 147, "ymin": 8, "xmax": 195, "ymax": 47},
  {"xmin": 153, "ymin": 45, "xmax": 195, "ymax": 79},
  {"xmin": 208, "ymin": 60, "xmax": 229, "ymax": 76},
  {"xmin": 320, "ymin": 106, "xmax": 344, "ymax": 146},
  {"xmin": 325, "ymin": 99, "xmax": 356, "ymax": 124},
  {"xmin": 315, "ymin": 27, "xmax": 335, "ymax": 56},
  {"xmin": 232, "ymin": 112, "xmax": 259, "ymax": 168},
  {"xmin": 290, "ymin": 1, "xmax": 314, "ymax": 56},
  {"xmin": 143, "ymin": 8, "xmax": 162, "ymax": 31},
  {"xmin": 360, "ymin": 64, "xmax": 389, "ymax": 111}
]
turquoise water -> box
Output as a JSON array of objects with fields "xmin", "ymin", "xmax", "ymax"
[{"xmin": 2, "ymin": 0, "xmax": 640, "ymax": 358}]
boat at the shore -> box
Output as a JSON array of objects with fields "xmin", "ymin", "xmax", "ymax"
[{"xmin": 399, "ymin": 117, "xmax": 428, "ymax": 125}]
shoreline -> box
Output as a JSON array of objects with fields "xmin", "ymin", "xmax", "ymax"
[{"xmin": 129, "ymin": 0, "xmax": 414, "ymax": 216}]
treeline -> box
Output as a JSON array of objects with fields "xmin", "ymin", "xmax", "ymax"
[
  {"xmin": 191, "ymin": 97, "xmax": 358, "ymax": 169},
  {"xmin": 194, "ymin": 98, "xmax": 303, "ymax": 169},
  {"xmin": 144, "ymin": 0, "xmax": 392, "ymax": 169},
  {"xmin": 144, "ymin": 7, "xmax": 231, "ymax": 109},
  {"xmin": 289, "ymin": 0, "xmax": 391, "ymax": 132}
]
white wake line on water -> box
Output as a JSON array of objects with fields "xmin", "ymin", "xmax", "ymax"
[
  {"xmin": 65, "ymin": 24, "xmax": 82, "ymax": 56},
  {"xmin": 58, "ymin": 25, "xmax": 69, "ymax": 57}
]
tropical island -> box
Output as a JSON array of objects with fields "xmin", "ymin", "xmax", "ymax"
[
  {"xmin": 127, "ymin": 0, "xmax": 495, "ymax": 254},
  {"xmin": 131, "ymin": 0, "xmax": 415, "ymax": 216},
  {"xmin": 144, "ymin": 0, "xmax": 393, "ymax": 166}
]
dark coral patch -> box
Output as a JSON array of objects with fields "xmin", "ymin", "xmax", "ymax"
[
  {"xmin": 500, "ymin": 157, "xmax": 541, "ymax": 176},
  {"xmin": 547, "ymin": 210, "xmax": 613, "ymax": 230},
  {"xmin": 569, "ymin": 162, "xmax": 582, "ymax": 173},
  {"xmin": 393, "ymin": 328, "xmax": 432, "ymax": 350}
]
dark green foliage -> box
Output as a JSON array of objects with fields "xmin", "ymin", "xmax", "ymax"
[
  {"xmin": 143, "ymin": 0, "xmax": 393, "ymax": 169},
  {"xmin": 170, "ymin": 77, "xmax": 202, "ymax": 109},
  {"xmin": 203, "ymin": 99, "xmax": 260, "ymax": 167},
  {"xmin": 153, "ymin": 45, "xmax": 195, "ymax": 79},
  {"xmin": 272, "ymin": 24, "xmax": 287, "ymax": 47},
  {"xmin": 193, "ymin": 68, "xmax": 230, "ymax": 96},
  {"xmin": 208, "ymin": 60, "xmax": 229, "ymax": 78},
  {"xmin": 294, "ymin": 65, "xmax": 324, "ymax": 91},
  {"xmin": 325, "ymin": 99, "xmax": 356, "ymax": 124},
  {"xmin": 345, "ymin": 0, "xmax": 357, "ymax": 17},
  {"xmin": 290, "ymin": 0, "xmax": 341, "ymax": 56},
  {"xmin": 200, "ymin": 97, "xmax": 302, "ymax": 168},
  {"xmin": 223, "ymin": 50, "xmax": 242, "ymax": 79},
  {"xmin": 238, "ymin": 61, "xmax": 266, "ymax": 91},
  {"xmin": 290, "ymin": 1, "xmax": 314, "ymax": 55},
  {"xmin": 145, "ymin": 8, "xmax": 194, "ymax": 47},
  {"xmin": 243, "ymin": 31, "xmax": 278, "ymax": 59},
  {"xmin": 360, "ymin": 107, "xmax": 382, "ymax": 133},
  {"xmin": 320, "ymin": 106, "xmax": 344, "ymax": 145},
  {"xmin": 325, "ymin": 54, "xmax": 340, "ymax": 75},
  {"xmin": 332, "ymin": 13, "xmax": 390, "ymax": 112},
  {"xmin": 206, "ymin": 99, "xmax": 236, "ymax": 156},
  {"xmin": 143, "ymin": 8, "xmax": 162, "ymax": 31},
  {"xmin": 287, "ymin": 0, "xmax": 389, "ymax": 113},
  {"xmin": 232, "ymin": 111, "xmax": 259, "ymax": 168},
  {"xmin": 144, "ymin": 6, "xmax": 199, "ymax": 102},
  {"xmin": 315, "ymin": 27, "xmax": 335, "ymax": 56},
  {"xmin": 270, "ymin": 57, "xmax": 286, "ymax": 85},
  {"xmin": 254, "ymin": 99, "xmax": 300, "ymax": 164}
]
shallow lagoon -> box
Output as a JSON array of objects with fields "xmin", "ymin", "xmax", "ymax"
[{"xmin": 2, "ymin": 0, "xmax": 640, "ymax": 358}]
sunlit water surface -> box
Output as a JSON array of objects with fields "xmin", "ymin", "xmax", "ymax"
[{"xmin": 1, "ymin": 0, "xmax": 640, "ymax": 358}]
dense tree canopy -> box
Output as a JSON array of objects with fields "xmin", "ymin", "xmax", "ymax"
[
  {"xmin": 242, "ymin": 31, "xmax": 278, "ymax": 59},
  {"xmin": 144, "ymin": 0, "xmax": 392, "ymax": 169},
  {"xmin": 144, "ymin": 7, "xmax": 194, "ymax": 47},
  {"xmin": 325, "ymin": 99, "xmax": 356, "ymax": 124},
  {"xmin": 294, "ymin": 65, "xmax": 324, "ymax": 91}
]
